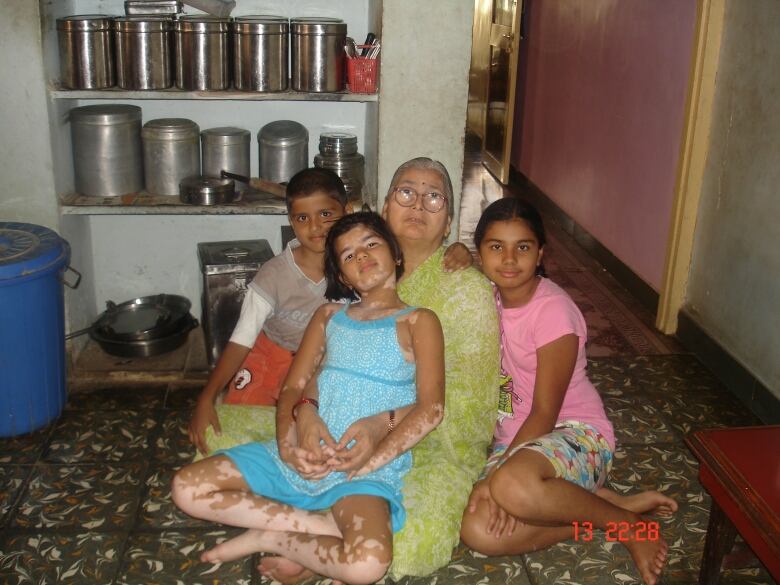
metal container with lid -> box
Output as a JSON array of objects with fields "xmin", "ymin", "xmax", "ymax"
[
  {"xmin": 179, "ymin": 175, "xmax": 236, "ymax": 205},
  {"xmin": 115, "ymin": 16, "xmax": 174, "ymax": 90},
  {"xmin": 233, "ymin": 16, "xmax": 289, "ymax": 92},
  {"xmin": 197, "ymin": 239, "xmax": 274, "ymax": 365},
  {"xmin": 201, "ymin": 127, "xmax": 251, "ymax": 192},
  {"xmin": 124, "ymin": 0, "xmax": 183, "ymax": 15},
  {"xmin": 70, "ymin": 104, "xmax": 143, "ymax": 197},
  {"xmin": 257, "ymin": 120, "xmax": 309, "ymax": 183},
  {"xmin": 57, "ymin": 15, "xmax": 115, "ymax": 89},
  {"xmin": 142, "ymin": 118, "xmax": 200, "ymax": 195},
  {"xmin": 291, "ymin": 18, "xmax": 347, "ymax": 92},
  {"xmin": 175, "ymin": 16, "xmax": 231, "ymax": 90},
  {"xmin": 314, "ymin": 132, "xmax": 364, "ymax": 202}
]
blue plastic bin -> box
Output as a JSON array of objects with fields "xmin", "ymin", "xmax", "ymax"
[{"xmin": 0, "ymin": 222, "xmax": 72, "ymax": 437}]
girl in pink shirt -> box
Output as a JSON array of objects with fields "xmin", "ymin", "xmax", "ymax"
[{"xmin": 460, "ymin": 198, "xmax": 677, "ymax": 585}]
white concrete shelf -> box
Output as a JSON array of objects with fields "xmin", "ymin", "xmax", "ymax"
[
  {"xmin": 59, "ymin": 192, "xmax": 288, "ymax": 215},
  {"xmin": 49, "ymin": 85, "xmax": 379, "ymax": 102}
]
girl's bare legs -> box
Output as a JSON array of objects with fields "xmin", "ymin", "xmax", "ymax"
[
  {"xmin": 171, "ymin": 456, "xmax": 341, "ymax": 539},
  {"xmin": 171, "ymin": 459, "xmax": 392, "ymax": 585},
  {"xmin": 461, "ymin": 449, "xmax": 675, "ymax": 585}
]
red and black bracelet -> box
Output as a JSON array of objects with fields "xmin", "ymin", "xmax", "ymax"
[{"xmin": 292, "ymin": 397, "xmax": 319, "ymax": 421}]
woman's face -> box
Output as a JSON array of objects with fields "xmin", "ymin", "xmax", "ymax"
[{"xmin": 382, "ymin": 168, "xmax": 452, "ymax": 245}]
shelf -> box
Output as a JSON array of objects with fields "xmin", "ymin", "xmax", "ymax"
[
  {"xmin": 49, "ymin": 85, "xmax": 379, "ymax": 102},
  {"xmin": 59, "ymin": 192, "xmax": 288, "ymax": 216}
]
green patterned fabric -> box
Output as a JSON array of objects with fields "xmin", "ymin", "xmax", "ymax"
[{"xmin": 201, "ymin": 247, "xmax": 500, "ymax": 580}]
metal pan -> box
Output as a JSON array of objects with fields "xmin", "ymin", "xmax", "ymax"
[{"xmin": 89, "ymin": 314, "xmax": 198, "ymax": 357}]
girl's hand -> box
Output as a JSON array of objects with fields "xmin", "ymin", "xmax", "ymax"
[
  {"xmin": 296, "ymin": 403, "xmax": 338, "ymax": 465},
  {"xmin": 279, "ymin": 440, "xmax": 331, "ymax": 480},
  {"xmin": 443, "ymin": 242, "xmax": 473, "ymax": 272},
  {"xmin": 188, "ymin": 398, "xmax": 221, "ymax": 456},
  {"xmin": 466, "ymin": 478, "xmax": 517, "ymax": 539},
  {"xmin": 330, "ymin": 415, "xmax": 387, "ymax": 474}
]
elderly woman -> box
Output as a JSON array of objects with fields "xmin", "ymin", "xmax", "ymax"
[{"xmin": 199, "ymin": 158, "xmax": 499, "ymax": 581}]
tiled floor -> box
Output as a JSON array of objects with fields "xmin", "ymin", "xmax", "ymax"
[{"xmin": 0, "ymin": 143, "xmax": 776, "ymax": 584}]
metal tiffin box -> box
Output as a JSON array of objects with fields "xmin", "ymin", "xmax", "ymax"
[{"xmin": 197, "ymin": 239, "xmax": 274, "ymax": 366}]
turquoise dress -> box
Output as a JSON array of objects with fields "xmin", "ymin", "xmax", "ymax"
[{"xmin": 221, "ymin": 303, "xmax": 418, "ymax": 531}]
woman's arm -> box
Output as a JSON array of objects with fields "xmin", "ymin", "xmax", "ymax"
[{"xmin": 350, "ymin": 308, "xmax": 446, "ymax": 477}]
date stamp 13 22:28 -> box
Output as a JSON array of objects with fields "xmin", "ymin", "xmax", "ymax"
[{"xmin": 572, "ymin": 521, "xmax": 660, "ymax": 542}]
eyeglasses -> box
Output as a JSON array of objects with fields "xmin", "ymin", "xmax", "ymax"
[{"xmin": 392, "ymin": 186, "xmax": 448, "ymax": 213}]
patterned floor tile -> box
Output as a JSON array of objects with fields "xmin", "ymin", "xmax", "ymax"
[
  {"xmin": 43, "ymin": 409, "xmax": 159, "ymax": 463},
  {"xmin": 0, "ymin": 426, "xmax": 54, "ymax": 465},
  {"xmin": 65, "ymin": 384, "xmax": 167, "ymax": 411},
  {"xmin": 164, "ymin": 382, "xmax": 203, "ymax": 410},
  {"xmin": 396, "ymin": 545, "xmax": 532, "ymax": 584},
  {"xmin": 0, "ymin": 466, "xmax": 29, "ymax": 526},
  {"xmin": 0, "ymin": 531, "xmax": 124, "ymax": 584},
  {"xmin": 138, "ymin": 466, "xmax": 212, "ymax": 529},
  {"xmin": 154, "ymin": 410, "xmax": 197, "ymax": 464},
  {"xmin": 116, "ymin": 529, "xmax": 253, "ymax": 585},
  {"xmin": 10, "ymin": 463, "xmax": 143, "ymax": 529},
  {"xmin": 608, "ymin": 443, "xmax": 705, "ymax": 505},
  {"xmin": 601, "ymin": 394, "xmax": 679, "ymax": 445}
]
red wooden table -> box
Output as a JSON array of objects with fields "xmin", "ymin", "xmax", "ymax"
[{"xmin": 685, "ymin": 426, "xmax": 780, "ymax": 585}]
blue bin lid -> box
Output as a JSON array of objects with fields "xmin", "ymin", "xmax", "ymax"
[{"xmin": 0, "ymin": 222, "xmax": 70, "ymax": 282}]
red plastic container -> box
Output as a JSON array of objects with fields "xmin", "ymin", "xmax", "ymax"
[{"xmin": 347, "ymin": 49, "xmax": 379, "ymax": 94}]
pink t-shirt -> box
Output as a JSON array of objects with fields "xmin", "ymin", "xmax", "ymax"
[{"xmin": 493, "ymin": 277, "xmax": 615, "ymax": 449}]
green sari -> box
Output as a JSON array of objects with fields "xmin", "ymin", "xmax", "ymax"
[{"xmin": 203, "ymin": 247, "xmax": 500, "ymax": 578}]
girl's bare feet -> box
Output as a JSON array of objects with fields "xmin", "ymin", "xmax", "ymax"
[
  {"xmin": 624, "ymin": 531, "xmax": 669, "ymax": 585},
  {"xmin": 201, "ymin": 529, "xmax": 266, "ymax": 563},
  {"xmin": 258, "ymin": 556, "xmax": 345, "ymax": 585},
  {"xmin": 596, "ymin": 488, "xmax": 678, "ymax": 517}
]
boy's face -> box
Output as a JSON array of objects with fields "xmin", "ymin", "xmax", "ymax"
[{"xmin": 288, "ymin": 192, "xmax": 348, "ymax": 253}]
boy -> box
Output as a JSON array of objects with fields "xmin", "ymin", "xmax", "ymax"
[{"xmin": 188, "ymin": 168, "xmax": 351, "ymax": 456}]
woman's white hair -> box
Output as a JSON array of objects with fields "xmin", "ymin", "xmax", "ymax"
[{"xmin": 388, "ymin": 157, "xmax": 454, "ymax": 219}]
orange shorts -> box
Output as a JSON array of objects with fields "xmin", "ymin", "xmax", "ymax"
[{"xmin": 222, "ymin": 331, "xmax": 295, "ymax": 406}]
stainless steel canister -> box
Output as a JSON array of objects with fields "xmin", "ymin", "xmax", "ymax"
[
  {"xmin": 70, "ymin": 104, "xmax": 143, "ymax": 197},
  {"xmin": 201, "ymin": 127, "xmax": 251, "ymax": 192},
  {"xmin": 124, "ymin": 0, "xmax": 182, "ymax": 15},
  {"xmin": 233, "ymin": 16, "xmax": 288, "ymax": 92},
  {"xmin": 257, "ymin": 120, "xmax": 308, "ymax": 184},
  {"xmin": 115, "ymin": 17, "xmax": 174, "ymax": 90},
  {"xmin": 57, "ymin": 15, "xmax": 115, "ymax": 89},
  {"xmin": 142, "ymin": 118, "xmax": 200, "ymax": 195},
  {"xmin": 314, "ymin": 132, "xmax": 364, "ymax": 201},
  {"xmin": 175, "ymin": 16, "xmax": 230, "ymax": 90},
  {"xmin": 291, "ymin": 18, "xmax": 347, "ymax": 92}
]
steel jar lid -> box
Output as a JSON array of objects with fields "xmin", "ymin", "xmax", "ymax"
[
  {"xmin": 143, "ymin": 118, "xmax": 200, "ymax": 141},
  {"xmin": 232, "ymin": 16, "xmax": 288, "ymax": 34},
  {"xmin": 258, "ymin": 120, "xmax": 308, "ymax": 147},
  {"xmin": 202, "ymin": 127, "xmax": 251, "ymax": 146},
  {"xmin": 70, "ymin": 104, "xmax": 142, "ymax": 125},
  {"xmin": 57, "ymin": 15, "xmax": 115, "ymax": 32},
  {"xmin": 175, "ymin": 16, "xmax": 230, "ymax": 33},
  {"xmin": 290, "ymin": 18, "xmax": 346, "ymax": 35},
  {"xmin": 319, "ymin": 133, "xmax": 358, "ymax": 155},
  {"xmin": 115, "ymin": 16, "xmax": 173, "ymax": 33}
]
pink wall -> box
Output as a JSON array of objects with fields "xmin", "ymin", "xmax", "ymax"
[{"xmin": 511, "ymin": 0, "xmax": 697, "ymax": 290}]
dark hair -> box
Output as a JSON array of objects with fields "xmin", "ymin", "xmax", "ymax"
[
  {"xmin": 473, "ymin": 197, "xmax": 548, "ymax": 277},
  {"xmin": 324, "ymin": 212, "xmax": 404, "ymax": 301},
  {"xmin": 285, "ymin": 167, "xmax": 348, "ymax": 212}
]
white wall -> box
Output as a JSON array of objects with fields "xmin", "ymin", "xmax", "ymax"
[
  {"xmin": 686, "ymin": 1, "xmax": 780, "ymax": 398},
  {"xmin": 0, "ymin": 1, "xmax": 59, "ymax": 228},
  {"xmin": 377, "ymin": 0, "xmax": 473, "ymax": 235}
]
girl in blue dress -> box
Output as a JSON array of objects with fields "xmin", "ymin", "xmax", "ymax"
[{"xmin": 172, "ymin": 212, "xmax": 445, "ymax": 585}]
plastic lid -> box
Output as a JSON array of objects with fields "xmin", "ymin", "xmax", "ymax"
[
  {"xmin": 0, "ymin": 223, "xmax": 70, "ymax": 282},
  {"xmin": 175, "ymin": 15, "xmax": 230, "ymax": 33},
  {"xmin": 258, "ymin": 120, "xmax": 308, "ymax": 147},
  {"xmin": 57, "ymin": 15, "xmax": 115, "ymax": 32},
  {"xmin": 115, "ymin": 16, "xmax": 173, "ymax": 32},
  {"xmin": 70, "ymin": 104, "xmax": 143, "ymax": 126},
  {"xmin": 201, "ymin": 127, "xmax": 251, "ymax": 145},
  {"xmin": 142, "ymin": 118, "xmax": 200, "ymax": 140}
]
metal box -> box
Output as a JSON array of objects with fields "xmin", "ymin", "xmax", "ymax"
[{"xmin": 197, "ymin": 239, "xmax": 274, "ymax": 366}]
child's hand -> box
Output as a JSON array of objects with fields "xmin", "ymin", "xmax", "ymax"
[
  {"xmin": 188, "ymin": 399, "xmax": 221, "ymax": 456},
  {"xmin": 442, "ymin": 242, "xmax": 473, "ymax": 272},
  {"xmin": 466, "ymin": 478, "xmax": 517, "ymax": 538},
  {"xmin": 330, "ymin": 416, "xmax": 386, "ymax": 474},
  {"xmin": 296, "ymin": 403, "xmax": 339, "ymax": 464},
  {"xmin": 286, "ymin": 446, "xmax": 332, "ymax": 480}
]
